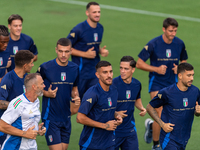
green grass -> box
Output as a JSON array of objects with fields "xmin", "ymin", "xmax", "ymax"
[{"xmin": 1, "ymin": 0, "xmax": 200, "ymax": 149}]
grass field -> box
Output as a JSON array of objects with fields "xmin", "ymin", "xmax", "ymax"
[{"xmin": 1, "ymin": 0, "xmax": 200, "ymax": 149}]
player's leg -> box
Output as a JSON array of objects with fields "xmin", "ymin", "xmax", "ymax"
[
  {"xmin": 60, "ymin": 121, "xmax": 71, "ymax": 150},
  {"xmin": 160, "ymin": 135, "xmax": 180, "ymax": 150},
  {"xmin": 121, "ymin": 133, "xmax": 139, "ymax": 150},
  {"xmin": 114, "ymin": 137, "xmax": 125, "ymax": 150}
]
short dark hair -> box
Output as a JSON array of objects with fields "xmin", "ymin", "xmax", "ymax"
[
  {"xmin": 8, "ymin": 14, "xmax": 23, "ymax": 25},
  {"xmin": 0, "ymin": 25, "xmax": 9, "ymax": 36},
  {"xmin": 24, "ymin": 73, "xmax": 40, "ymax": 90},
  {"xmin": 56, "ymin": 38, "xmax": 71, "ymax": 47},
  {"xmin": 163, "ymin": 18, "xmax": 178, "ymax": 29},
  {"xmin": 95, "ymin": 61, "xmax": 111, "ymax": 71},
  {"xmin": 86, "ymin": 2, "xmax": 99, "ymax": 10},
  {"xmin": 177, "ymin": 63, "xmax": 194, "ymax": 75},
  {"xmin": 120, "ymin": 56, "xmax": 136, "ymax": 68},
  {"xmin": 14, "ymin": 50, "xmax": 34, "ymax": 68}
]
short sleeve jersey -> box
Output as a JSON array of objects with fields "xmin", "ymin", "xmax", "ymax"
[
  {"xmin": 138, "ymin": 35, "xmax": 188, "ymax": 87},
  {"xmin": 0, "ymin": 50, "xmax": 10, "ymax": 78},
  {"xmin": 7, "ymin": 33, "xmax": 38, "ymax": 71},
  {"xmin": 37, "ymin": 59, "xmax": 79, "ymax": 122},
  {"xmin": 1, "ymin": 93, "xmax": 40, "ymax": 150},
  {"xmin": 150, "ymin": 83, "xmax": 200, "ymax": 145},
  {"xmin": 67, "ymin": 20, "xmax": 103, "ymax": 79},
  {"xmin": 0, "ymin": 70, "xmax": 26, "ymax": 117},
  {"xmin": 78, "ymin": 83, "xmax": 118, "ymax": 149},
  {"xmin": 112, "ymin": 76, "xmax": 141, "ymax": 137}
]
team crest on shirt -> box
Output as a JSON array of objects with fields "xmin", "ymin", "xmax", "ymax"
[
  {"xmin": 13, "ymin": 46, "xmax": 18, "ymax": 54},
  {"xmin": 0, "ymin": 57, "xmax": 3, "ymax": 66},
  {"xmin": 49, "ymin": 135, "xmax": 53, "ymax": 142},
  {"xmin": 183, "ymin": 98, "xmax": 188, "ymax": 107},
  {"xmin": 166, "ymin": 49, "xmax": 171, "ymax": 58},
  {"xmin": 126, "ymin": 90, "xmax": 131, "ymax": 99},
  {"xmin": 94, "ymin": 33, "xmax": 98, "ymax": 41},
  {"xmin": 61, "ymin": 72, "xmax": 66, "ymax": 81},
  {"xmin": 108, "ymin": 97, "xmax": 112, "ymax": 107}
]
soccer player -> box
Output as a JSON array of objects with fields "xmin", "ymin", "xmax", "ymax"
[
  {"xmin": 37, "ymin": 38, "xmax": 80, "ymax": 150},
  {"xmin": 6, "ymin": 14, "xmax": 38, "ymax": 72},
  {"xmin": 67, "ymin": 2, "xmax": 109, "ymax": 99},
  {"xmin": 136, "ymin": 17, "xmax": 188, "ymax": 150},
  {"xmin": 77, "ymin": 61, "xmax": 123, "ymax": 150},
  {"xmin": 0, "ymin": 25, "xmax": 10, "ymax": 83},
  {"xmin": 146, "ymin": 63, "xmax": 200, "ymax": 150},
  {"xmin": 0, "ymin": 73, "xmax": 46, "ymax": 150},
  {"xmin": 0, "ymin": 50, "xmax": 34, "ymax": 146},
  {"xmin": 113, "ymin": 56, "xmax": 146, "ymax": 150}
]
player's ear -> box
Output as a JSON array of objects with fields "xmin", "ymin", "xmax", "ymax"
[
  {"xmin": 162, "ymin": 27, "xmax": 166, "ymax": 33},
  {"xmin": 95, "ymin": 71, "xmax": 99, "ymax": 79},
  {"xmin": 8, "ymin": 24, "xmax": 11, "ymax": 30},
  {"xmin": 86, "ymin": 10, "xmax": 89, "ymax": 17},
  {"xmin": 178, "ymin": 72, "xmax": 182, "ymax": 80},
  {"xmin": 132, "ymin": 67, "xmax": 135, "ymax": 74}
]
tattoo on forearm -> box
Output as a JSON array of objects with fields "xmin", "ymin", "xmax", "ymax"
[
  {"xmin": 0, "ymin": 100, "xmax": 9, "ymax": 109},
  {"xmin": 105, "ymin": 124, "xmax": 110, "ymax": 130},
  {"xmin": 147, "ymin": 105, "xmax": 163, "ymax": 127}
]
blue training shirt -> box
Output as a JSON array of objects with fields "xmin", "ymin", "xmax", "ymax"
[
  {"xmin": 113, "ymin": 76, "xmax": 141, "ymax": 137},
  {"xmin": 138, "ymin": 35, "xmax": 188, "ymax": 87},
  {"xmin": 78, "ymin": 83, "xmax": 118, "ymax": 149},
  {"xmin": 0, "ymin": 50, "xmax": 10, "ymax": 78},
  {"xmin": 150, "ymin": 83, "xmax": 200, "ymax": 145},
  {"xmin": 6, "ymin": 33, "xmax": 38, "ymax": 71},
  {"xmin": 67, "ymin": 20, "xmax": 103, "ymax": 79},
  {"xmin": 37, "ymin": 59, "xmax": 79, "ymax": 122},
  {"xmin": 0, "ymin": 70, "xmax": 26, "ymax": 117}
]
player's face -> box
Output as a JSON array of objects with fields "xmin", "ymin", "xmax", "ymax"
[
  {"xmin": 56, "ymin": 44, "xmax": 72, "ymax": 65},
  {"xmin": 162, "ymin": 25, "xmax": 177, "ymax": 42},
  {"xmin": 36, "ymin": 75, "xmax": 45, "ymax": 97},
  {"xmin": 180, "ymin": 70, "xmax": 194, "ymax": 87},
  {"xmin": 96, "ymin": 66, "xmax": 113, "ymax": 86},
  {"xmin": 8, "ymin": 20, "xmax": 22, "ymax": 37},
  {"xmin": 25, "ymin": 59, "xmax": 34, "ymax": 73},
  {"xmin": 86, "ymin": 5, "xmax": 101, "ymax": 23},
  {"xmin": 0, "ymin": 35, "xmax": 9, "ymax": 51},
  {"xmin": 120, "ymin": 62, "xmax": 135, "ymax": 82}
]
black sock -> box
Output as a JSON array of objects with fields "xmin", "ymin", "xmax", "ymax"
[{"xmin": 153, "ymin": 141, "xmax": 159, "ymax": 146}]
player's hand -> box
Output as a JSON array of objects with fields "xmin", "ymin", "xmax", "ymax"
[
  {"xmin": 139, "ymin": 107, "xmax": 146, "ymax": 116},
  {"xmin": 100, "ymin": 45, "xmax": 109, "ymax": 57},
  {"xmin": 117, "ymin": 110, "xmax": 128, "ymax": 118},
  {"xmin": 104, "ymin": 120, "xmax": 118, "ymax": 131},
  {"xmin": 157, "ymin": 65, "xmax": 167, "ymax": 75},
  {"xmin": 47, "ymin": 85, "xmax": 58, "ymax": 98},
  {"xmin": 6, "ymin": 57, "xmax": 12, "ymax": 68},
  {"xmin": 161, "ymin": 123, "xmax": 175, "ymax": 133},
  {"xmin": 38, "ymin": 123, "xmax": 46, "ymax": 136},
  {"xmin": 172, "ymin": 63, "xmax": 178, "ymax": 74},
  {"xmin": 24, "ymin": 125, "xmax": 38, "ymax": 139},
  {"xmin": 195, "ymin": 101, "xmax": 200, "ymax": 114},
  {"xmin": 72, "ymin": 92, "xmax": 81, "ymax": 106},
  {"xmin": 86, "ymin": 47, "xmax": 96, "ymax": 59},
  {"xmin": 115, "ymin": 114, "xmax": 123, "ymax": 126}
]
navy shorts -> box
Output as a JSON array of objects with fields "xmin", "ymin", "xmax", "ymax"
[
  {"xmin": 80, "ymin": 145, "xmax": 115, "ymax": 150},
  {"xmin": 44, "ymin": 120, "xmax": 71, "ymax": 146},
  {"xmin": 160, "ymin": 135, "xmax": 187, "ymax": 150},
  {"xmin": 78, "ymin": 77, "xmax": 98, "ymax": 99},
  {"xmin": 115, "ymin": 132, "xmax": 139, "ymax": 150},
  {"xmin": 149, "ymin": 77, "xmax": 166, "ymax": 93}
]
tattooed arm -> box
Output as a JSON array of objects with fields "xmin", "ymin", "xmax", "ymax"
[
  {"xmin": 0, "ymin": 100, "xmax": 9, "ymax": 109},
  {"xmin": 146, "ymin": 103, "xmax": 175, "ymax": 133}
]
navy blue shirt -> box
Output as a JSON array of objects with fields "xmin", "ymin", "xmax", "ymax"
[
  {"xmin": 0, "ymin": 50, "xmax": 10, "ymax": 78},
  {"xmin": 138, "ymin": 35, "xmax": 188, "ymax": 87},
  {"xmin": 78, "ymin": 83, "xmax": 118, "ymax": 149},
  {"xmin": 37, "ymin": 59, "xmax": 79, "ymax": 122},
  {"xmin": 150, "ymin": 83, "xmax": 200, "ymax": 145},
  {"xmin": 113, "ymin": 76, "xmax": 141, "ymax": 137},
  {"xmin": 67, "ymin": 20, "xmax": 103, "ymax": 79},
  {"xmin": 0, "ymin": 70, "xmax": 26, "ymax": 116},
  {"xmin": 7, "ymin": 33, "xmax": 38, "ymax": 71}
]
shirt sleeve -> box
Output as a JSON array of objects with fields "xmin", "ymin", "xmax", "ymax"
[
  {"xmin": 29, "ymin": 38, "xmax": 38, "ymax": 55},
  {"xmin": 67, "ymin": 27, "xmax": 81, "ymax": 47},
  {"xmin": 0, "ymin": 76, "xmax": 12, "ymax": 101},
  {"xmin": 78, "ymin": 88, "xmax": 97, "ymax": 115},
  {"xmin": 1, "ymin": 98, "xmax": 23, "ymax": 124},
  {"xmin": 180, "ymin": 42, "xmax": 188, "ymax": 61},
  {"xmin": 138, "ymin": 43, "xmax": 154, "ymax": 62},
  {"xmin": 149, "ymin": 89, "xmax": 167, "ymax": 108},
  {"xmin": 136, "ymin": 83, "xmax": 142, "ymax": 99},
  {"xmin": 73, "ymin": 67, "xmax": 79, "ymax": 87}
]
